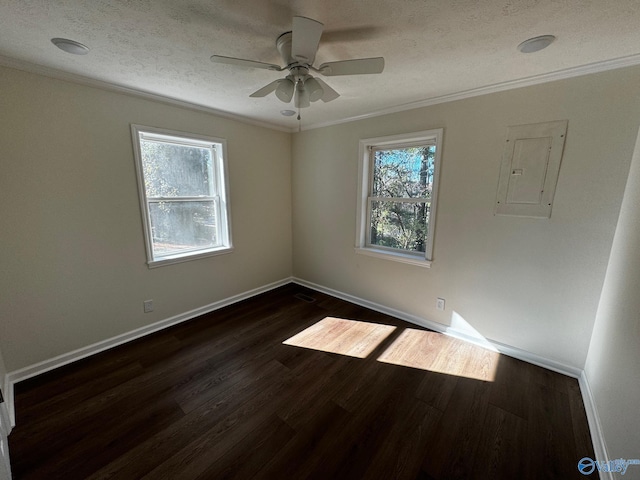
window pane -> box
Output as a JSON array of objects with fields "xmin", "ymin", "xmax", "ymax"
[
  {"xmin": 370, "ymin": 200, "xmax": 430, "ymax": 253},
  {"xmin": 141, "ymin": 140, "xmax": 213, "ymax": 197},
  {"xmin": 372, "ymin": 146, "xmax": 435, "ymax": 198},
  {"xmin": 149, "ymin": 201, "xmax": 218, "ymax": 256}
]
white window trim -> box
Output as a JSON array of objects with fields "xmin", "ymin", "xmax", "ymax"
[
  {"xmin": 355, "ymin": 129, "xmax": 443, "ymax": 267},
  {"xmin": 131, "ymin": 124, "xmax": 233, "ymax": 268}
]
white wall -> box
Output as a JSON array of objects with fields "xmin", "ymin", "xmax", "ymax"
[
  {"xmin": 0, "ymin": 66, "xmax": 292, "ymax": 372},
  {"xmin": 584, "ymin": 127, "xmax": 640, "ymax": 461},
  {"xmin": 292, "ymin": 65, "xmax": 640, "ymax": 369}
]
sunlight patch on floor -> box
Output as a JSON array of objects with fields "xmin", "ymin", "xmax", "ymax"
[
  {"xmin": 283, "ymin": 317, "xmax": 396, "ymax": 358},
  {"xmin": 283, "ymin": 317, "xmax": 499, "ymax": 381},
  {"xmin": 377, "ymin": 328, "xmax": 499, "ymax": 381}
]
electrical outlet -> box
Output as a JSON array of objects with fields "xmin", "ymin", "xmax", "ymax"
[
  {"xmin": 143, "ymin": 300, "xmax": 154, "ymax": 313},
  {"xmin": 436, "ymin": 298, "xmax": 445, "ymax": 311}
]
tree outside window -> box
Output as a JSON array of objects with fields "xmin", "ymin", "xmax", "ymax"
[
  {"xmin": 131, "ymin": 125, "xmax": 232, "ymax": 267},
  {"xmin": 357, "ymin": 129, "xmax": 443, "ymax": 266},
  {"xmin": 369, "ymin": 145, "xmax": 435, "ymax": 253}
]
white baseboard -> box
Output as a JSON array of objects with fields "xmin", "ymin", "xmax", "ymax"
[
  {"xmin": 579, "ymin": 372, "xmax": 613, "ymax": 480},
  {"xmin": 292, "ymin": 277, "xmax": 582, "ymax": 378},
  {"xmin": 5, "ymin": 277, "xmax": 293, "ymax": 427}
]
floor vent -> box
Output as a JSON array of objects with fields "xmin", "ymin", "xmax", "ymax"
[{"xmin": 294, "ymin": 293, "xmax": 317, "ymax": 303}]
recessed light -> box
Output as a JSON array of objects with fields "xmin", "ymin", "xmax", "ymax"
[
  {"xmin": 280, "ymin": 109, "xmax": 296, "ymax": 117},
  {"xmin": 51, "ymin": 38, "xmax": 90, "ymax": 55},
  {"xmin": 517, "ymin": 35, "xmax": 556, "ymax": 53}
]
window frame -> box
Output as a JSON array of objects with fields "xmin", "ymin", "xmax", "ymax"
[
  {"xmin": 131, "ymin": 124, "xmax": 233, "ymax": 268},
  {"xmin": 355, "ymin": 129, "xmax": 443, "ymax": 267}
]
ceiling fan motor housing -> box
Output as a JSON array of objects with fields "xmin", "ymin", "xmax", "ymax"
[
  {"xmin": 276, "ymin": 32, "xmax": 298, "ymax": 66},
  {"xmin": 276, "ymin": 32, "xmax": 320, "ymax": 105}
]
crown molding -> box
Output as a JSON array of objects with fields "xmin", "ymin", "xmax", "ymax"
[
  {"xmin": 3, "ymin": 52, "xmax": 640, "ymax": 134},
  {"xmin": 0, "ymin": 55, "xmax": 294, "ymax": 133},
  {"xmin": 302, "ymin": 52, "xmax": 640, "ymax": 131}
]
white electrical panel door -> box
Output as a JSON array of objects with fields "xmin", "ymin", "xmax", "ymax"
[{"xmin": 495, "ymin": 120, "xmax": 567, "ymax": 218}]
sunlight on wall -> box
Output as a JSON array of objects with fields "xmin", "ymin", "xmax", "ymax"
[
  {"xmin": 283, "ymin": 317, "xmax": 499, "ymax": 381},
  {"xmin": 447, "ymin": 311, "xmax": 499, "ymax": 352},
  {"xmin": 283, "ymin": 317, "xmax": 396, "ymax": 358}
]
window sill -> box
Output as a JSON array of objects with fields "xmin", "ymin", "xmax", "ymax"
[
  {"xmin": 354, "ymin": 247, "xmax": 432, "ymax": 268},
  {"xmin": 148, "ymin": 246, "xmax": 234, "ymax": 268}
]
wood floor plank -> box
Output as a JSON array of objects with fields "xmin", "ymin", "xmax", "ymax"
[
  {"xmin": 19, "ymin": 396, "xmax": 184, "ymax": 480},
  {"xmin": 275, "ymin": 352, "xmax": 354, "ymax": 430},
  {"xmin": 85, "ymin": 358, "xmax": 292, "ymax": 480},
  {"xmin": 251, "ymin": 400, "xmax": 352, "ymax": 480},
  {"xmin": 8, "ymin": 362, "xmax": 171, "ymax": 468},
  {"xmin": 303, "ymin": 366, "xmax": 427, "ymax": 480},
  {"xmin": 488, "ymin": 354, "xmax": 531, "ymax": 420},
  {"xmin": 356, "ymin": 396, "xmax": 442, "ymax": 480},
  {"xmin": 469, "ymin": 404, "xmax": 526, "ymax": 480},
  {"xmin": 193, "ymin": 413, "xmax": 295, "ymax": 480},
  {"xmin": 415, "ymin": 370, "xmax": 459, "ymax": 411},
  {"xmin": 14, "ymin": 361, "xmax": 146, "ymax": 425},
  {"xmin": 421, "ymin": 376, "xmax": 492, "ymax": 479},
  {"xmin": 8, "ymin": 284, "xmax": 596, "ymax": 479},
  {"xmin": 524, "ymin": 383, "xmax": 584, "ymax": 480}
]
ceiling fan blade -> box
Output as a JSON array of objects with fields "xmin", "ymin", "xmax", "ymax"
[
  {"xmin": 249, "ymin": 79, "xmax": 282, "ymax": 98},
  {"xmin": 313, "ymin": 78, "xmax": 340, "ymax": 103},
  {"xmin": 318, "ymin": 57, "xmax": 384, "ymax": 76},
  {"xmin": 211, "ymin": 55, "xmax": 282, "ymax": 71},
  {"xmin": 292, "ymin": 16, "xmax": 324, "ymax": 64}
]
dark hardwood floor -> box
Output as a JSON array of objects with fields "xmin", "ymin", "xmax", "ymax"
[{"xmin": 8, "ymin": 284, "xmax": 596, "ymax": 479}]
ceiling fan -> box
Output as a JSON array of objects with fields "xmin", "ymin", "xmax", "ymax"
[{"xmin": 210, "ymin": 16, "xmax": 385, "ymax": 110}]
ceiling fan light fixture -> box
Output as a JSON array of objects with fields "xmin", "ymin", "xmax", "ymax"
[
  {"xmin": 51, "ymin": 38, "xmax": 90, "ymax": 55},
  {"xmin": 517, "ymin": 35, "xmax": 556, "ymax": 53},
  {"xmin": 275, "ymin": 78, "xmax": 295, "ymax": 103},
  {"xmin": 305, "ymin": 77, "xmax": 324, "ymax": 102},
  {"xmin": 295, "ymin": 86, "xmax": 311, "ymax": 108}
]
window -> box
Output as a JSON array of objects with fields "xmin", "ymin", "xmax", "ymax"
[
  {"xmin": 131, "ymin": 125, "xmax": 232, "ymax": 267},
  {"xmin": 356, "ymin": 129, "xmax": 443, "ymax": 267}
]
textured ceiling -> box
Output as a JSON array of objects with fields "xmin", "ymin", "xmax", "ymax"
[{"xmin": 1, "ymin": 0, "xmax": 640, "ymax": 130}]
